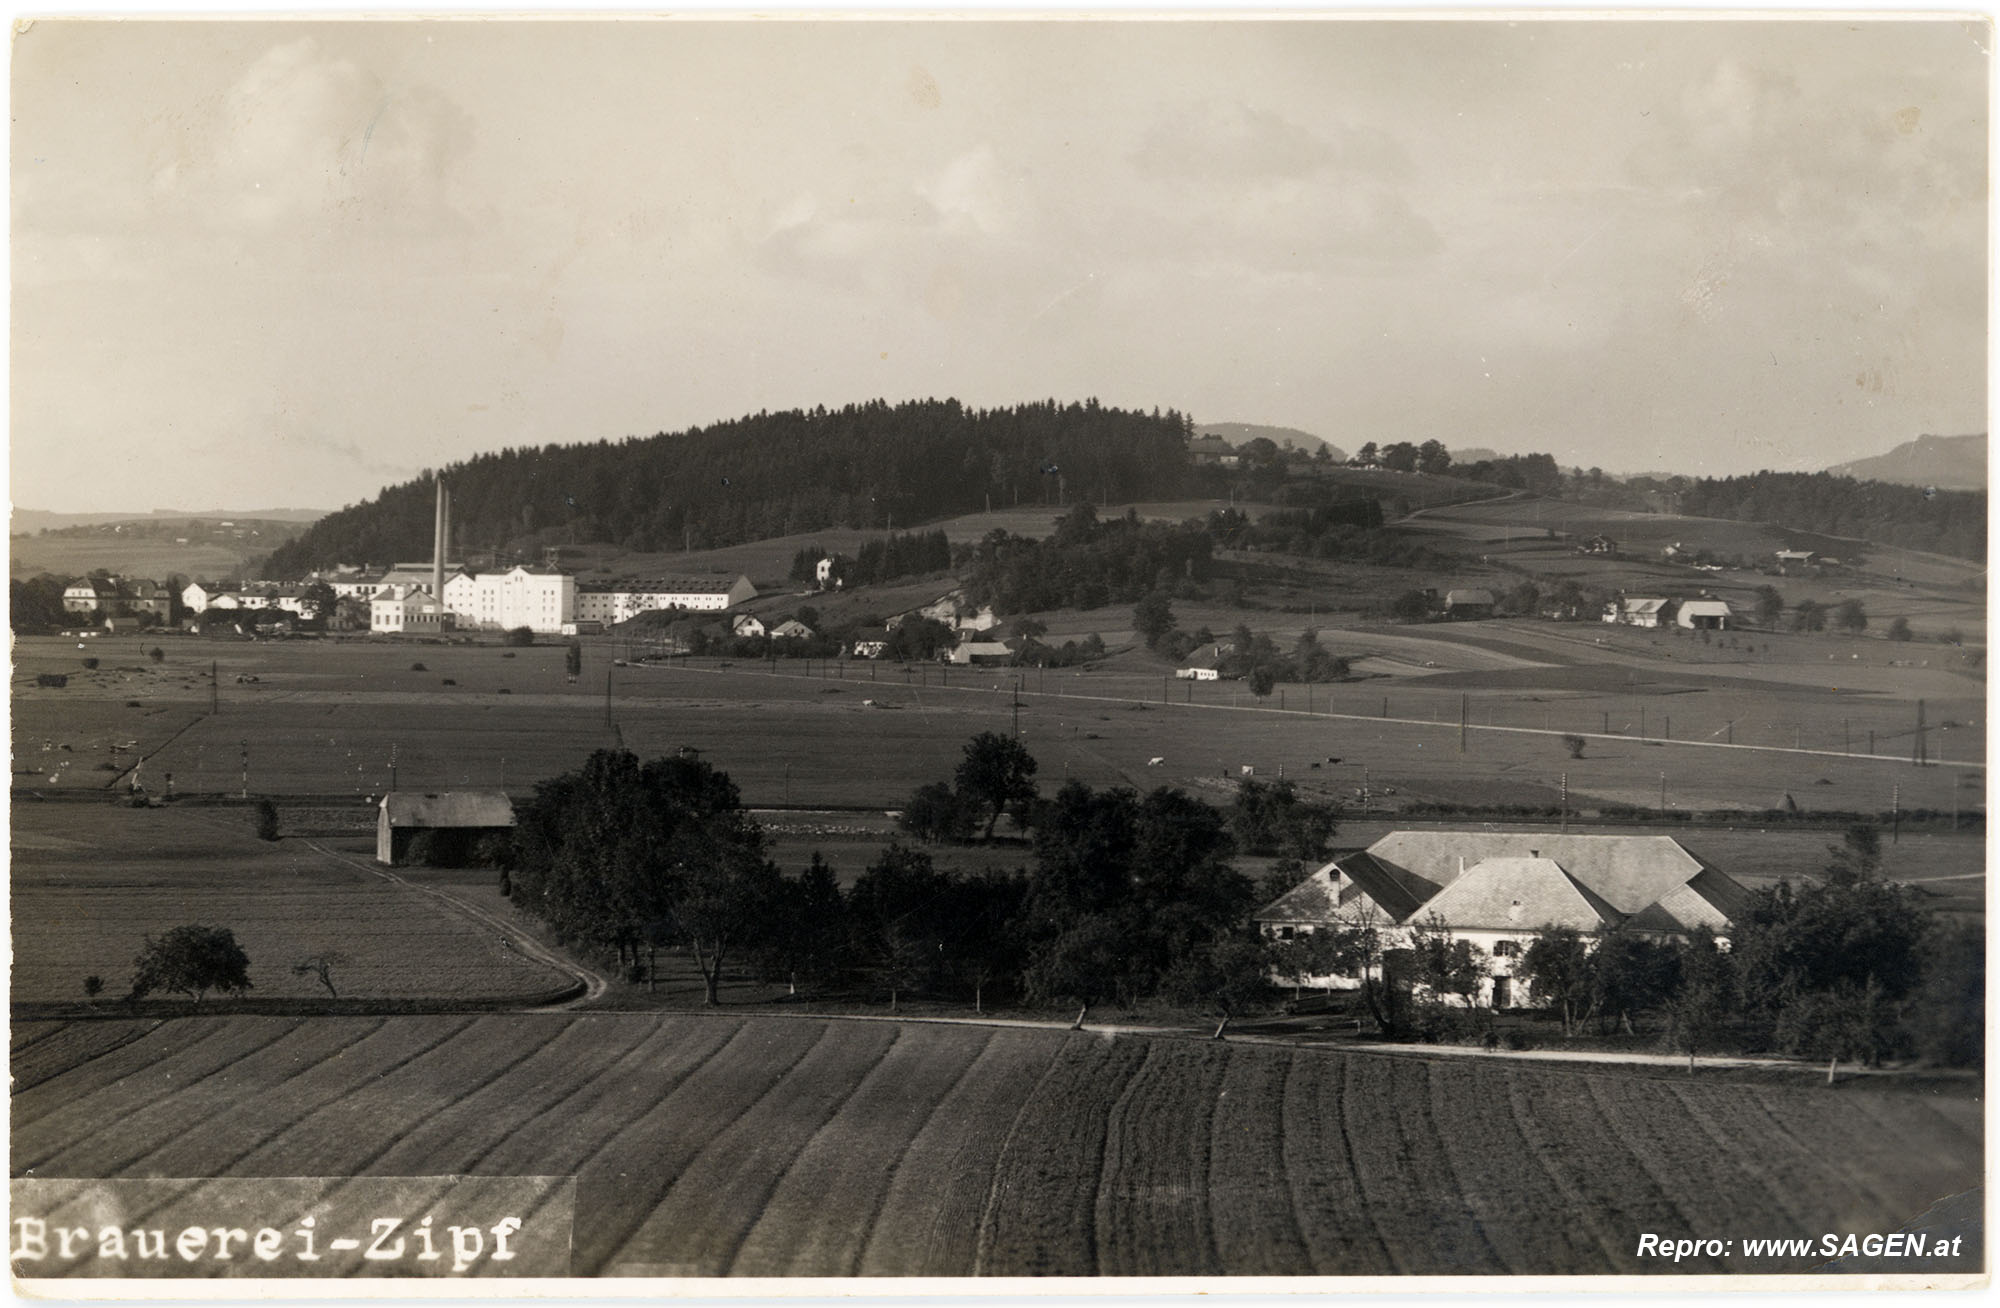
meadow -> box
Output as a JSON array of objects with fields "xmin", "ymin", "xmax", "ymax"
[
  {"xmin": 10, "ymin": 1013, "xmax": 1981, "ymax": 1278},
  {"xmin": 9, "ymin": 803, "xmax": 574, "ymax": 1008}
]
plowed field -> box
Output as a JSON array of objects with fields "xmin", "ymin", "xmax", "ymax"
[{"xmin": 11, "ymin": 1014, "xmax": 1981, "ymax": 1277}]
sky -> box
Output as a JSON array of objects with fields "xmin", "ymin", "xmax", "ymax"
[{"xmin": 10, "ymin": 16, "xmax": 1989, "ymax": 514}]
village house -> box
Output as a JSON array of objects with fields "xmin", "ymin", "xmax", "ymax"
[
  {"xmin": 731, "ymin": 613, "xmax": 767, "ymax": 638},
  {"xmin": 1187, "ymin": 434, "xmax": 1236, "ymax": 466},
  {"xmin": 1676, "ymin": 599, "xmax": 1734, "ymax": 630},
  {"xmin": 1175, "ymin": 642, "xmax": 1227, "ymax": 680},
  {"xmin": 1577, "ymin": 534, "xmax": 1617, "ymax": 556},
  {"xmin": 1603, "ymin": 596, "xmax": 1671, "ymax": 628},
  {"xmin": 769, "ymin": 619, "xmax": 816, "ymax": 640},
  {"xmin": 947, "ymin": 639, "xmax": 1015, "ymax": 666},
  {"xmin": 1442, "ymin": 588, "xmax": 1495, "ymax": 620},
  {"xmin": 1254, "ymin": 831, "xmax": 1751, "ymax": 1007},
  {"xmin": 61, "ymin": 578, "xmax": 119, "ymax": 616},
  {"xmin": 850, "ymin": 628, "xmax": 892, "ymax": 659}
]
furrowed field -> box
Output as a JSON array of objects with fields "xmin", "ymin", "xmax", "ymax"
[{"xmin": 10, "ymin": 1014, "xmax": 1981, "ymax": 1277}]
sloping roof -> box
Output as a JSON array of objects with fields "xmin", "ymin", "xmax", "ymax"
[
  {"xmin": 1621, "ymin": 597, "xmax": 1669, "ymax": 614},
  {"xmin": 1331, "ymin": 849, "xmax": 1430, "ymax": 921},
  {"xmin": 1444, "ymin": 589, "xmax": 1495, "ymax": 606},
  {"xmin": 596, "ymin": 575, "xmax": 743, "ymax": 594},
  {"xmin": 379, "ymin": 791, "xmax": 515, "ymax": 828},
  {"xmin": 1678, "ymin": 600, "xmax": 1733, "ymax": 617},
  {"xmin": 1624, "ymin": 867, "xmax": 1753, "ymax": 933},
  {"xmin": 1363, "ymin": 831, "xmax": 1713, "ymax": 918},
  {"xmin": 1179, "ymin": 643, "xmax": 1225, "ymax": 671},
  {"xmin": 1419, "ymin": 857, "xmax": 1623, "ymax": 933},
  {"xmin": 1253, "ymin": 865, "xmax": 1343, "ymax": 923}
]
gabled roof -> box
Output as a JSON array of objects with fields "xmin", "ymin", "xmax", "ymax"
[
  {"xmin": 1678, "ymin": 600, "xmax": 1733, "ymax": 616},
  {"xmin": 1363, "ymin": 831, "xmax": 1722, "ymax": 918},
  {"xmin": 1330, "ymin": 849, "xmax": 1430, "ymax": 921},
  {"xmin": 1253, "ymin": 865, "xmax": 1342, "ymax": 923},
  {"xmin": 379, "ymin": 791, "xmax": 515, "ymax": 829},
  {"xmin": 1419, "ymin": 857, "xmax": 1623, "ymax": 933},
  {"xmin": 1444, "ymin": 588, "xmax": 1495, "ymax": 606},
  {"xmin": 1621, "ymin": 597, "xmax": 1669, "ymax": 614}
]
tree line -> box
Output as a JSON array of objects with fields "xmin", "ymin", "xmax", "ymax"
[
  {"xmin": 960, "ymin": 504, "xmax": 1215, "ymax": 615},
  {"xmin": 265, "ymin": 399, "xmax": 1196, "ymax": 576},
  {"xmin": 502, "ymin": 738, "xmax": 1340, "ymax": 1021}
]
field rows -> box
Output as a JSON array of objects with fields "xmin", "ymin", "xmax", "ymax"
[{"xmin": 12, "ymin": 1014, "xmax": 1982, "ymax": 1277}]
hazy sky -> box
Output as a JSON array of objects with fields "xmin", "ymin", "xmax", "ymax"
[{"xmin": 11, "ymin": 17, "xmax": 1988, "ymax": 513}]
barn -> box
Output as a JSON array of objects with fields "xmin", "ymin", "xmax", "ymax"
[{"xmin": 377, "ymin": 791, "xmax": 515, "ymax": 866}]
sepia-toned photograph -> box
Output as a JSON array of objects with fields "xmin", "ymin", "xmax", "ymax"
[{"xmin": 8, "ymin": 13, "xmax": 1987, "ymax": 1289}]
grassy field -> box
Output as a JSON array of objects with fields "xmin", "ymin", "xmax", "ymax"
[
  {"xmin": 8, "ymin": 804, "xmax": 572, "ymax": 1007},
  {"xmin": 11, "ymin": 635, "xmax": 1981, "ymax": 821},
  {"xmin": 9, "ymin": 1013, "xmax": 1979, "ymax": 1277}
]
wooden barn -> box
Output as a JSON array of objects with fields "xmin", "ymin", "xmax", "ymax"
[{"xmin": 377, "ymin": 790, "xmax": 515, "ymax": 866}]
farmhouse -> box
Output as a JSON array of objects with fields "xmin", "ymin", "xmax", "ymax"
[
  {"xmin": 1604, "ymin": 597, "xmax": 1670, "ymax": 628},
  {"xmin": 376, "ymin": 790, "xmax": 514, "ymax": 866},
  {"xmin": 1676, "ymin": 599, "xmax": 1734, "ymax": 630},
  {"xmin": 1577, "ymin": 534, "xmax": 1616, "ymax": 556},
  {"xmin": 1176, "ymin": 643, "xmax": 1226, "ymax": 680},
  {"xmin": 947, "ymin": 639, "xmax": 1015, "ymax": 666},
  {"xmin": 1188, "ymin": 434, "xmax": 1236, "ymax": 466},
  {"xmin": 1442, "ymin": 588, "xmax": 1495, "ymax": 620},
  {"xmin": 1774, "ymin": 549, "xmax": 1817, "ymax": 566},
  {"xmin": 731, "ymin": 613, "xmax": 767, "ymax": 638},
  {"xmin": 770, "ymin": 619, "xmax": 816, "ymax": 640},
  {"xmin": 1254, "ymin": 831, "xmax": 1751, "ymax": 1007},
  {"xmin": 62, "ymin": 578, "xmax": 119, "ymax": 615}
]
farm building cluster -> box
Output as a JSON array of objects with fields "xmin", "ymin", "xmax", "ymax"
[{"xmin": 1254, "ymin": 831, "xmax": 1752, "ymax": 1008}]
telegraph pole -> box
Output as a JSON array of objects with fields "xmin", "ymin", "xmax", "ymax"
[
  {"xmin": 1459, "ymin": 694, "xmax": 1468, "ymax": 754},
  {"xmin": 239, "ymin": 741, "xmax": 249, "ymax": 799},
  {"xmin": 1559, "ymin": 772, "xmax": 1568, "ymax": 833},
  {"xmin": 211, "ymin": 661, "xmax": 219, "ymax": 715},
  {"xmin": 1891, "ymin": 783, "xmax": 1901, "ymax": 844},
  {"xmin": 1913, "ymin": 700, "xmax": 1929, "ymax": 767}
]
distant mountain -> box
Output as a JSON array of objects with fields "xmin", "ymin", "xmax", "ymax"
[
  {"xmin": 1827, "ymin": 434, "xmax": 1986, "ymax": 491},
  {"xmin": 10, "ymin": 507, "xmax": 329, "ymax": 535},
  {"xmin": 1198, "ymin": 423, "xmax": 1344, "ymax": 464}
]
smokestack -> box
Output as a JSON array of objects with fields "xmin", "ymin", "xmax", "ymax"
[{"xmin": 433, "ymin": 478, "xmax": 446, "ymax": 602}]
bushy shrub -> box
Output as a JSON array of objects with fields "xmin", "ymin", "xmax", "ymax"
[
  {"xmin": 504, "ymin": 627, "xmax": 535, "ymax": 647},
  {"xmin": 35, "ymin": 673, "xmax": 67, "ymax": 688},
  {"xmin": 253, "ymin": 800, "xmax": 280, "ymax": 842}
]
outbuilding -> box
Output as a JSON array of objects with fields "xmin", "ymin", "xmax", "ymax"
[{"xmin": 377, "ymin": 790, "xmax": 514, "ymax": 866}]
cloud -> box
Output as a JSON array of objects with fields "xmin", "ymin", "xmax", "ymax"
[{"xmin": 147, "ymin": 38, "xmax": 474, "ymax": 238}]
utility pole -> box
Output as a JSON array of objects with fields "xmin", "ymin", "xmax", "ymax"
[
  {"xmin": 1659, "ymin": 771, "xmax": 1667, "ymax": 815},
  {"xmin": 1559, "ymin": 772, "xmax": 1568, "ymax": 833},
  {"xmin": 211, "ymin": 661, "xmax": 219, "ymax": 715},
  {"xmin": 389, "ymin": 743, "xmax": 398, "ymax": 793},
  {"xmin": 1891, "ymin": 783, "xmax": 1901, "ymax": 844},
  {"xmin": 1913, "ymin": 699, "xmax": 1929, "ymax": 767},
  {"xmin": 604, "ymin": 665, "xmax": 614, "ymax": 728},
  {"xmin": 240, "ymin": 741, "xmax": 249, "ymax": 799},
  {"xmin": 1013, "ymin": 679, "xmax": 1022, "ymax": 739},
  {"xmin": 1459, "ymin": 693, "xmax": 1468, "ymax": 755}
]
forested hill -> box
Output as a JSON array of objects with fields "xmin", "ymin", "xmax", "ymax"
[
  {"xmin": 264, "ymin": 399, "xmax": 1195, "ymax": 576},
  {"xmin": 1633, "ymin": 470, "xmax": 1986, "ymax": 561}
]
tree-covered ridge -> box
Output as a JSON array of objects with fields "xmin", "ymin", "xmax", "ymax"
[
  {"xmin": 265, "ymin": 398, "xmax": 1196, "ymax": 577},
  {"xmin": 1635, "ymin": 471, "xmax": 1986, "ymax": 562}
]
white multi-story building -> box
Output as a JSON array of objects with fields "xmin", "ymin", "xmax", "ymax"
[
  {"xmin": 442, "ymin": 565, "xmax": 577, "ymax": 634},
  {"xmin": 370, "ymin": 586, "xmax": 447, "ymax": 634},
  {"xmin": 573, "ymin": 574, "xmax": 757, "ymax": 625}
]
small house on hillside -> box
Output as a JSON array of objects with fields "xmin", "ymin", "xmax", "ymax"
[
  {"xmin": 947, "ymin": 640, "xmax": 1015, "ymax": 666},
  {"xmin": 1774, "ymin": 549, "xmax": 1817, "ymax": 566},
  {"xmin": 1604, "ymin": 597, "xmax": 1670, "ymax": 628},
  {"xmin": 377, "ymin": 790, "xmax": 514, "ymax": 866},
  {"xmin": 1578, "ymin": 534, "xmax": 1616, "ymax": 556},
  {"xmin": 1676, "ymin": 599, "xmax": 1733, "ymax": 630},
  {"xmin": 1443, "ymin": 589, "xmax": 1495, "ymax": 620},
  {"xmin": 770, "ymin": 619, "xmax": 816, "ymax": 640},
  {"xmin": 731, "ymin": 613, "xmax": 767, "ymax": 638},
  {"xmin": 1176, "ymin": 643, "xmax": 1227, "ymax": 680}
]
